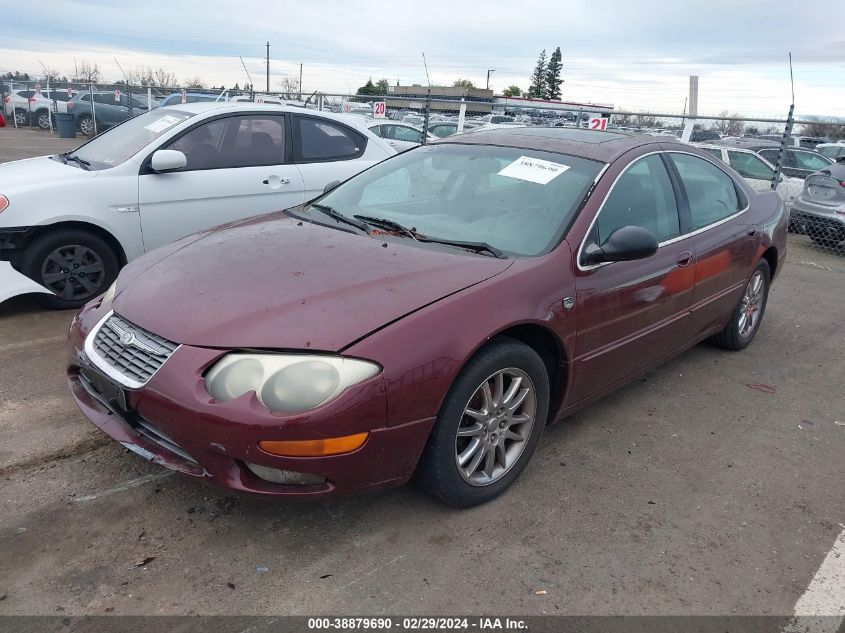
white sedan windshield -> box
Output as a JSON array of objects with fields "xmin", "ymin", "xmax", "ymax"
[
  {"xmin": 318, "ymin": 143, "xmax": 603, "ymax": 256},
  {"xmin": 69, "ymin": 109, "xmax": 195, "ymax": 170}
]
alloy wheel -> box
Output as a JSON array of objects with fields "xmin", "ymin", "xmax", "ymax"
[
  {"xmin": 455, "ymin": 367, "xmax": 536, "ymax": 486},
  {"xmin": 80, "ymin": 117, "xmax": 94, "ymax": 135},
  {"xmin": 738, "ymin": 271, "xmax": 765, "ymax": 337}
]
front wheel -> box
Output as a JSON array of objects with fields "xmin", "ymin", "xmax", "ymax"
[
  {"xmin": 710, "ymin": 259, "xmax": 770, "ymax": 351},
  {"xmin": 21, "ymin": 229, "xmax": 120, "ymax": 309},
  {"xmin": 416, "ymin": 338, "xmax": 550, "ymax": 507}
]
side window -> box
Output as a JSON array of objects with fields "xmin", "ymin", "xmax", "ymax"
[
  {"xmin": 757, "ymin": 149, "xmax": 779, "ymax": 165},
  {"xmin": 229, "ymin": 115, "xmax": 285, "ymax": 166},
  {"xmin": 701, "ymin": 147, "xmax": 723, "ymax": 160},
  {"xmin": 670, "ymin": 153, "xmax": 742, "ymax": 230},
  {"xmin": 368, "ymin": 125, "xmax": 383, "ymax": 138},
  {"xmin": 391, "ymin": 126, "xmax": 423, "ymax": 143},
  {"xmin": 165, "ymin": 118, "xmax": 228, "ymax": 170},
  {"xmin": 296, "ymin": 117, "xmax": 365, "ymax": 161},
  {"xmin": 727, "ymin": 151, "xmax": 775, "ymax": 181},
  {"xmin": 594, "ymin": 154, "xmax": 680, "ymax": 246},
  {"xmin": 94, "ymin": 93, "xmax": 118, "ymax": 106},
  {"xmin": 792, "ymin": 151, "xmax": 830, "ymax": 171}
]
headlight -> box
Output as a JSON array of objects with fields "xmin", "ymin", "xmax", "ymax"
[
  {"xmin": 0, "ymin": 195, "xmax": 9, "ymax": 213},
  {"xmin": 204, "ymin": 354, "xmax": 380, "ymax": 413},
  {"xmin": 100, "ymin": 281, "xmax": 117, "ymax": 304}
]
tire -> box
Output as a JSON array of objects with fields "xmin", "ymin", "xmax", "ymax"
[
  {"xmin": 14, "ymin": 108, "xmax": 29, "ymax": 126},
  {"xmin": 78, "ymin": 114, "xmax": 95, "ymax": 136},
  {"xmin": 710, "ymin": 259, "xmax": 770, "ymax": 351},
  {"xmin": 36, "ymin": 109, "xmax": 51, "ymax": 130},
  {"xmin": 21, "ymin": 229, "xmax": 120, "ymax": 310},
  {"xmin": 416, "ymin": 338, "xmax": 550, "ymax": 507}
]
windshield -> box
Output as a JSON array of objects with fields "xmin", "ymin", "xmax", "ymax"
[
  {"xmin": 68, "ymin": 109, "xmax": 195, "ymax": 170},
  {"xmin": 317, "ymin": 143, "xmax": 603, "ymax": 257}
]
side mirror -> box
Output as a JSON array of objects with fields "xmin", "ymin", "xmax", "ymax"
[
  {"xmin": 582, "ymin": 225, "xmax": 658, "ymax": 266},
  {"xmin": 323, "ymin": 180, "xmax": 341, "ymax": 194},
  {"xmin": 151, "ymin": 149, "xmax": 187, "ymax": 173}
]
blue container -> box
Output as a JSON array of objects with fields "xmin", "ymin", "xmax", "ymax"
[{"xmin": 56, "ymin": 112, "xmax": 76, "ymax": 139}]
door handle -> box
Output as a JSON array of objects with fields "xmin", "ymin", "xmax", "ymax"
[
  {"xmin": 262, "ymin": 177, "xmax": 291, "ymax": 185},
  {"xmin": 746, "ymin": 226, "xmax": 758, "ymax": 238},
  {"xmin": 676, "ymin": 250, "xmax": 693, "ymax": 268}
]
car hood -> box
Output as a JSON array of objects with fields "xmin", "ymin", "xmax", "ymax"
[
  {"xmin": 113, "ymin": 213, "xmax": 513, "ymax": 351},
  {"xmin": 0, "ymin": 155, "xmax": 96, "ymax": 194}
]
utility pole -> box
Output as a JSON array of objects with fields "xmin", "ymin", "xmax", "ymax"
[
  {"xmin": 486, "ymin": 69, "xmax": 495, "ymax": 90},
  {"xmin": 265, "ymin": 41, "xmax": 270, "ymax": 93},
  {"xmin": 299, "ymin": 62, "xmax": 303, "ymax": 101}
]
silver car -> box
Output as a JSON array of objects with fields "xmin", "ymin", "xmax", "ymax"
[{"xmin": 789, "ymin": 163, "xmax": 845, "ymax": 247}]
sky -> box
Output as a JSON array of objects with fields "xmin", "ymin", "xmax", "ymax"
[{"xmin": 1, "ymin": 0, "xmax": 843, "ymax": 117}]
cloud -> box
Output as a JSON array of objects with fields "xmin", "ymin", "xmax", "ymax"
[{"xmin": 1, "ymin": 0, "xmax": 843, "ymax": 116}]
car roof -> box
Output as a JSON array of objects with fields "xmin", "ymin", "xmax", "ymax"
[
  {"xmin": 708, "ymin": 138, "xmax": 780, "ymax": 150},
  {"xmin": 439, "ymin": 126, "xmax": 664, "ymax": 162},
  {"xmin": 158, "ymin": 102, "xmax": 377, "ymax": 132}
]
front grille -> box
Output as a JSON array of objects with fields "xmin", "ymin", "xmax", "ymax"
[{"xmin": 92, "ymin": 313, "xmax": 177, "ymax": 385}]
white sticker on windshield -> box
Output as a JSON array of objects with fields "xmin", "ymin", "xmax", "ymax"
[
  {"xmin": 144, "ymin": 115, "xmax": 182, "ymax": 134},
  {"xmin": 498, "ymin": 155, "xmax": 570, "ymax": 185}
]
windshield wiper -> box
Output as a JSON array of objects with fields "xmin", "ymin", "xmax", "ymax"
[
  {"xmin": 60, "ymin": 153, "xmax": 91, "ymax": 170},
  {"xmin": 415, "ymin": 237, "xmax": 507, "ymax": 259},
  {"xmin": 354, "ymin": 214, "xmax": 505, "ymax": 258},
  {"xmin": 310, "ymin": 203, "xmax": 369, "ymax": 232},
  {"xmin": 353, "ymin": 215, "xmax": 420, "ymax": 240}
]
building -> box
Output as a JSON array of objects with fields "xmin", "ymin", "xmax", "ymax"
[{"xmin": 385, "ymin": 85, "xmax": 494, "ymax": 114}]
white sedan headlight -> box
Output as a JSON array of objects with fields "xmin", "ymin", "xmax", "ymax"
[{"xmin": 204, "ymin": 354, "xmax": 381, "ymax": 413}]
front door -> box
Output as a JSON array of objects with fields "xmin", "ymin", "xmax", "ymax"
[
  {"xmin": 571, "ymin": 153, "xmax": 696, "ymax": 402},
  {"xmin": 138, "ymin": 113, "xmax": 305, "ymax": 252}
]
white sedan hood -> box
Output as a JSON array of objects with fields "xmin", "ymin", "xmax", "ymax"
[{"xmin": 0, "ymin": 155, "xmax": 97, "ymax": 195}]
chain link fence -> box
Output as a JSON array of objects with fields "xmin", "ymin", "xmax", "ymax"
[{"xmin": 3, "ymin": 78, "xmax": 843, "ymax": 267}]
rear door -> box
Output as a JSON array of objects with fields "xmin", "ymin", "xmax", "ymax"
[
  {"xmin": 726, "ymin": 149, "xmax": 775, "ymax": 192},
  {"xmin": 138, "ymin": 112, "xmax": 304, "ymax": 252},
  {"xmin": 291, "ymin": 114, "xmax": 384, "ymax": 200},
  {"xmin": 571, "ymin": 152, "xmax": 696, "ymax": 401},
  {"xmin": 667, "ymin": 152, "xmax": 759, "ymax": 337}
]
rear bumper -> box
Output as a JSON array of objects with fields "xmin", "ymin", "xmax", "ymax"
[{"xmin": 790, "ymin": 205, "xmax": 845, "ymax": 238}]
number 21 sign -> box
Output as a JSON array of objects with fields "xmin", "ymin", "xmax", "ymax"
[{"xmin": 589, "ymin": 115, "xmax": 609, "ymax": 131}]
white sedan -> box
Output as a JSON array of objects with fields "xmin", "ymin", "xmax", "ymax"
[{"xmin": 0, "ymin": 102, "xmax": 395, "ymax": 308}]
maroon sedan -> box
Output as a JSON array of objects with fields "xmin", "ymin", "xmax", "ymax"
[{"xmin": 67, "ymin": 128, "xmax": 786, "ymax": 507}]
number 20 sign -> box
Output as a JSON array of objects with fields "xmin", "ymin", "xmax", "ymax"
[{"xmin": 373, "ymin": 102, "xmax": 386, "ymax": 118}]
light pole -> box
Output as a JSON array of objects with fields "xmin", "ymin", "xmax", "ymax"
[{"xmin": 486, "ymin": 69, "xmax": 495, "ymax": 90}]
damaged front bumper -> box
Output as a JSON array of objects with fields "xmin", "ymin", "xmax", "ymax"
[{"xmin": 0, "ymin": 260, "xmax": 51, "ymax": 303}]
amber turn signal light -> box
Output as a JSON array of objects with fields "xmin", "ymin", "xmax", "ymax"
[{"xmin": 259, "ymin": 432, "xmax": 368, "ymax": 457}]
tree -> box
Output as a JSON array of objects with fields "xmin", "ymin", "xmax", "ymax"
[
  {"xmin": 544, "ymin": 47, "xmax": 563, "ymax": 100},
  {"xmin": 375, "ymin": 78, "xmax": 390, "ymax": 94},
  {"xmin": 633, "ymin": 112, "xmax": 658, "ymax": 128},
  {"xmin": 611, "ymin": 110, "xmax": 634, "ymax": 126},
  {"xmin": 713, "ymin": 110, "xmax": 745, "ymax": 137},
  {"xmin": 528, "ymin": 50, "xmax": 547, "ymax": 98},
  {"xmin": 152, "ymin": 68, "xmax": 178, "ymax": 88},
  {"xmin": 278, "ymin": 76, "xmax": 301, "ymax": 98},
  {"xmin": 502, "ymin": 85, "xmax": 522, "ymax": 97},
  {"xmin": 453, "ymin": 78, "xmax": 475, "ymax": 89},
  {"xmin": 800, "ymin": 117, "xmax": 845, "ymax": 141},
  {"xmin": 184, "ymin": 76, "xmax": 206, "ymax": 89},
  {"xmin": 1, "ymin": 71, "xmax": 32, "ymax": 81},
  {"xmin": 73, "ymin": 61, "xmax": 101, "ymax": 84}
]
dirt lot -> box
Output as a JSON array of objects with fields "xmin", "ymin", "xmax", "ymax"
[{"xmin": 0, "ymin": 127, "xmax": 842, "ymax": 617}]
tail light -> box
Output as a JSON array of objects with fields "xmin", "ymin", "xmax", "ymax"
[
  {"xmin": 3, "ymin": 96, "xmax": 10, "ymax": 103},
  {"xmin": 67, "ymin": 101, "xmax": 74, "ymax": 110}
]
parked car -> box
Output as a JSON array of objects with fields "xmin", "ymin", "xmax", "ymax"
[
  {"xmin": 428, "ymin": 122, "xmax": 460, "ymax": 138},
  {"xmin": 480, "ymin": 114, "xmax": 515, "ymax": 124},
  {"xmin": 694, "ymin": 144, "xmax": 804, "ymax": 209},
  {"xmin": 3, "ymin": 88, "xmax": 54, "ymax": 128},
  {"xmin": 755, "ymin": 134, "xmax": 826, "ymax": 149},
  {"xmin": 66, "ymin": 128, "xmax": 786, "ymax": 507},
  {"xmin": 69, "ymin": 91, "xmax": 158, "ymax": 135},
  {"xmin": 708, "ymin": 138, "xmax": 834, "ymax": 180},
  {"xmin": 0, "ymin": 103, "xmax": 395, "ymax": 308},
  {"xmin": 366, "ymin": 121, "xmax": 435, "ymax": 151},
  {"xmin": 814, "ymin": 142, "xmax": 845, "ymax": 162},
  {"xmin": 158, "ymin": 92, "xmax": 221, "ymax": 107},
  {"xmin": 401, "ymin": 114, "xmax": 425, "ymax": 126},
  {"xmin": 789, "ymin": 163, "xmax": 845, "ymax": 246}
]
